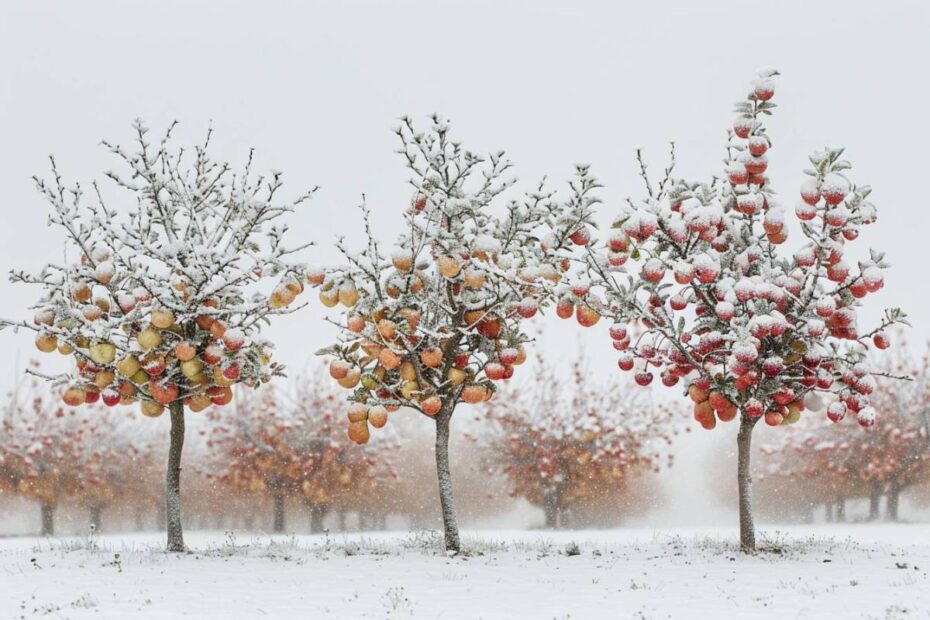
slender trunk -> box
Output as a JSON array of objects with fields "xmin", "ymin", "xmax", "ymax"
[
  {"xmin": 308, "ymin": 502, "xmax": 327, "ymax": 533},
  {"xmin": 868, "ymin": 486, "xmax": 882, "ymax": 521},
  {"xmin": 135, "ymin": 508, "xmax": 145, "ymax": 532},
  {"xmin": 89, "ymin": 504, "xmax": 104, "ymax": 532},
  {"xmin": 543, "ymin": 502, "xmax": 558, "ymax": 528},
  {"xmin": 337, "ymin": 510, "xmax": 346, "ymax": 532},
  {"xmin": 272, "ymin": 494, "xmax": 286, "ymax": 533},
  {"xmin": 825, "ymin": 502, "xmax": 834, "ymax": 523},
  {"xmin": 165, "ymin": 400, "xmax": 185, "ymax": 552},
  {"xmin": 244, "ymin": 515, "xmax": 255, "ymax": 530},
  {"xmin": 886, "ymin": 483, "xmax": 900, "ymax": 521},
  {"xmin": 434, "ymin": 408, "xmax": 460, "ymax": 553},
  {"xmin": 835, "ymin": 498, "xmax": 846, "ymax": 522},
  {"xmin": 736, "ymin": 415, "xmax": 758, "ymax": 552},
  {"xmin": 40, "ymin": 502, "xmax": 55, "ymax": 536}
]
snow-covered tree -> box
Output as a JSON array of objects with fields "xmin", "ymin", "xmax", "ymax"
[
  {"xmin": 560, "ymin": 71, "xmax": 906, "ymax": 550},
  {"xmin": 308, "ymin": 116, "xmax": 583, "ymax": 552},
  {"xmin": 480, "ymin": 352, "xmax": 679, "ymax": 528},
  {"xmin": 1, "ymin": 122, "xmax": 313, "ymax": 550}
]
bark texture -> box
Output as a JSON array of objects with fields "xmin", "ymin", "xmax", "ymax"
[
  {"xmin": 434, "ymin": 408, "xmax": 460, "ymax": 553},
  {"xmin": 737, "ymin": 414, "xmax": 758, "ymax": 552},
  {"xmin": 166, "ymin": 400, "xmax": 186, "ymax": 552}
]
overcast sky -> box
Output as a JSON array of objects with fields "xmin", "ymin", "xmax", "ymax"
[{"xmin": 2, "ymin": 2, "xmax": 928, "ymax": 519}]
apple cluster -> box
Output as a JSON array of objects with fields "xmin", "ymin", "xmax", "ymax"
[
  {"xmin": 313, "ymin": 213, "xmax": 554, "ymax": 444},
  {"xmin": 563, "ymin": 70, "xmax": 904, "ymax": 431},
  {"xmin": 30, "ymin": 246, "xmax": 287, "ymax": 417},
  {"xmin": 311, "ymin": 116, "xmax": 584, "ymax": 444}
]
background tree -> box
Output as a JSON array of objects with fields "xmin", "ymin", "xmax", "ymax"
[
  {"xmin": 0, "ymin": 366, "xmax": 116, "ymax": 535},
  {"xmin": 759, "ymin": 338, "xmax": 930, "ymax": 522},
  {"xmin": 74, "ymin": 413, "xmax": 157, "ymax": 532},
  {"xmin": 479, "ymin": 351, "xmax": 679, "ymax": 528},
  {"xmin": 207, "ymin": 372, "xmax": 397, "ymax": 533},
  {"xmin": 207, "ymin": 389, "xmax": 305, "ymax": 533},
  {"xmin": 308, "ymin": 116, "xmax": 582, "ymax": 552},
  {"xmin": 561, "ymin": 71, "xmax": 905, "ymax": 550},
  {"xmin": 0, "ymin": 122, "xmax": 313, "ymax": 550}
]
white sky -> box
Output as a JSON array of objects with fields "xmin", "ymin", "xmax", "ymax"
[{"xmin": 1, "ymin": 2, "xmax": 928, "ymax": 520}]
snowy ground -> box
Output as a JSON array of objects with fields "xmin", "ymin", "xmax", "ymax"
[{"xmin": 1, "ymin": 525, "xmax": 927, "ymax": 619}]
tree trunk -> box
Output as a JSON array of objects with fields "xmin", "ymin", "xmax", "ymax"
[
  {"xmin": 165, "ymin": 400, "xmax": 186, "ymax": 552},
  {"xmin": 868, "ymin": 486, "xmax": 882, "ymax": 521},
  {"xmin": 40, "ymin": 502, "xmax": 55, "ymax": 536},
  {"xmin": 543, "ymin": 491, "xmax": 559, "ymax": 529},
  {"xmin": 886, "ymin": 483, "xmax": 901, "ymax": 521},
  {"xmin": 825, "ymin": 502, "xmax": 834, "ymax": 523},
  {"xmin": 736, "ymin": 415, "xmax": 758, "ymax": 552},
  {"xmin": 308, "ymin": 503, "xmax": 327, "ymax": 533},
  {"xmin": 272, "ymin": 494, "xmax": 286, "ymax": 533},
  {"xmin": 434, "ymin": 408, "xmax": 460, "ymax": 553},
  {"xmin": 89, "ymin": 504, "xmax": 104, "ymax": 532},
  {"xmin": 337, "ymin": 510, "xmax": 346, "ymax": 532},
  {"xmin": 835, "ymin": 498, "xmax": 846, "ymax": 522}
]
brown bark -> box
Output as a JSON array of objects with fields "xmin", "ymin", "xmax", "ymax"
[
  {"xmin": 737, "ymin": 414, "xmax": 758, "ymax": 552},
  {"xmin": 434, "ymin": 407, "xmax": 460, "ymax": 553},
  {"xmin": 166, "ymin": 400, "xmax": 186, "ymax": 552}
]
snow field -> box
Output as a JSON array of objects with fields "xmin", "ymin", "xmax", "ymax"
[{"xmin": 1, "ymin": 524, "xmax": 927, "ymax": 619}]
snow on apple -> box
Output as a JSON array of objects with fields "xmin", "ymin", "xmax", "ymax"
[
  {"xmin": 306, "ymin": 115, "xmax": 588, "ymax": 553},
  {"xmin": 554, "ymin": 69, "xmax": 907, "ymax": 551},
  {"xmin": 0, "ymin": 121, "xmax": 314, "ymax": 551}
]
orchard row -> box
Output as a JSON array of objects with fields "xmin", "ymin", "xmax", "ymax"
[{"xmin": 3, "ymin": 71, "xmax": 906, "ymax": 553}]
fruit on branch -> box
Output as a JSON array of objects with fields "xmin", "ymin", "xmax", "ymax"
[
  {"xmin": 35, "ymin": 333, "xmax": 58, "ymax": 353},
  {"xmin": 140, "ymin": 400, "xmax": 165, "ymax": 418}
]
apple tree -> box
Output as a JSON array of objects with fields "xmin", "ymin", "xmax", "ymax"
[
  {"xmin": 480, "ymin": 351, "xmax": 679, "ymax": 528},
  {"xmin": 562, "ymin": 71, "xmax": 907, "ymax": 550},
  {"xmin": 308, "ymin": 116, "xmax": 584, "ymax": 552},
  {"xmin": 1, "ymin": 122, "xmax": 313, "ymax": 550}
]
